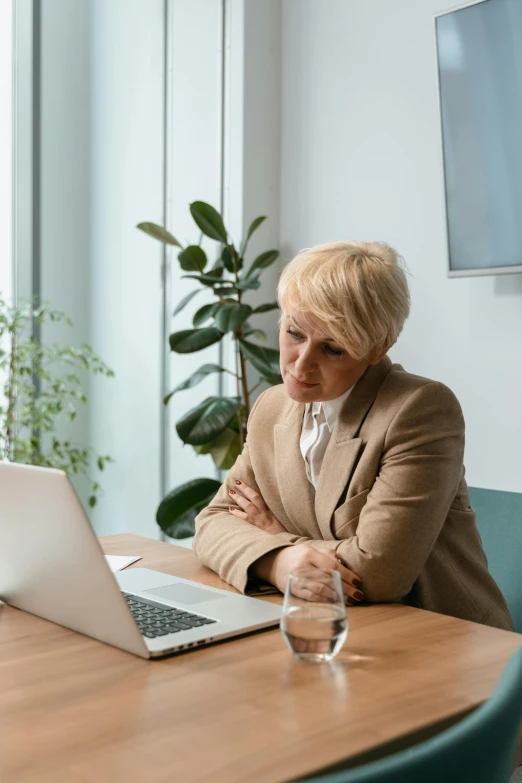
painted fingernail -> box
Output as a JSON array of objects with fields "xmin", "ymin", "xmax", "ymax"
[
  {"xmin": 354, "ymin": 590, "xmax": 364, "ymax": 601},
  {"xmin": 229, "ymin": 489, "xmax": 236, "ymax": 495},
  {"xmin": 235, "ymin": 480, "xmax": 241, "ymax": 485},
  {"xmin": 353, "ymin": 578, "xmax": 362, "ymax": 588},
  {"xmin": 228, "ymin": 507, "xmax": 234, "ymax": 512},
  {"xmin": 346, "ymin": 597, "xmax": 356, "ymax": 606}
]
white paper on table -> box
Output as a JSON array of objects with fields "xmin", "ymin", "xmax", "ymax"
[{"xmin": 104, "ymin": 555, "xmax": 142, "ymax": 572}]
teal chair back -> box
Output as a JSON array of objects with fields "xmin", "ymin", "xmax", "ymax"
[
  {"xmin": 303, "ymin": 648, "xmax": 522, "ymax": 783},
  {"xmin": 470, "ymin": 487, "xmax": 522, "ymax": 633}
]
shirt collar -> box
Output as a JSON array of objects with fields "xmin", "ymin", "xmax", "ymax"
[{"xmin": 307, "ymin": 385, "xmax": 354, "ymax": 432}]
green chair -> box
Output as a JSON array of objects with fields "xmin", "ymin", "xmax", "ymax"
[
  {"xmin": 302, "ymin": 648, "xmax": 522, "ymax": 783},
  {"xmin": 471, "ymin": 487, "xmax": 522, "ymax": 633}
]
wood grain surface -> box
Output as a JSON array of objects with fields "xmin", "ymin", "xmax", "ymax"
[{"xmin": 1, "ymin": 533, "xmax": 521, "ymax": 783}]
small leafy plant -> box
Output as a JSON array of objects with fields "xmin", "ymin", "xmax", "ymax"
[
  {"xmin": 138, "ymin": 201, "xmax": 281, "ymax": 538},
  {"xmin": 0, "ymin": 297, "xmax": 114, "ymax": 507}
]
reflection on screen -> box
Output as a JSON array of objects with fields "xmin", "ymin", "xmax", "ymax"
[{"xmin": 436, "ymin": 0, "xmax": 522, "ymax": 275}]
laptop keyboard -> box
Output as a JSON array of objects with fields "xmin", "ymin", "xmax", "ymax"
[{"xmin": 122, "ymin": 592, "xmax": 217, "ymax": 639}]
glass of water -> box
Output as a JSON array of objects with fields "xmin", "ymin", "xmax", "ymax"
[{"xmin": 280, "ymin": 568, "xmax": 348, "ymax": 662}]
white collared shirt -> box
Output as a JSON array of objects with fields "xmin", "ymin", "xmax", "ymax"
[{"xmin": 299, "ymin": 386, "xmax": 354, "ymax": 493}]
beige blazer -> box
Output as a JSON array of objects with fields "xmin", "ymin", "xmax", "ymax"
[{"xmin": 194, "ymin": 356, "xmax": 513, "ymax": 631}]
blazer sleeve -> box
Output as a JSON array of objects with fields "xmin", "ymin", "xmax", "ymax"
[
  {"xmin": 286, "ymin": 382, "xmax": 467, "ymax": 603},
  {"xmin": 192, "ymin": 391, "xmax": 298, "ymax": 593}
]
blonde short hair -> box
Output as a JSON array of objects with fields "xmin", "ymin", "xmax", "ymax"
[{"xmin": 277, "ymin": 241, "xmax": 410, "ymax": 361}]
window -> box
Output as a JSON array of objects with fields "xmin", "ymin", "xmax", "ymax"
[{"xmin": 0, "ymin": 0, "xmax": 13, "ymax": 301}]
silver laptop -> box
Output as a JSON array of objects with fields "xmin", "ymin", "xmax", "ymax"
[{"xmin": 0, "ymin": 462, "xmax": 281, "ymax": 658}]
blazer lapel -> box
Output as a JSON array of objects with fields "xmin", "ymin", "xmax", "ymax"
[
  {"xmin": 315, "ymin": 356, "xmax": 392, "ymax": 537},
  {"xmin": 274, "ymin": 401, "xmax": 322, "ymax": 538}
]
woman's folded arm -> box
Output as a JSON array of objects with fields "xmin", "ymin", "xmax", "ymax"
[{"xmin": 254, "ymin": 383, "xmax": 466, "ymax": 602}]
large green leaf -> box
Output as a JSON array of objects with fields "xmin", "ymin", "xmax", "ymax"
[
  {"xmin": 221, "ymin": 246, "xmax": 235, "ymax": 274},
  {"xmin": 193, "ymin": 429, "xmax": 241, "ymax": 469},
  {"xmin": 137, "ymin": 222, "xmax": 182, "ymax": 247},
  {"xmin": 245, "ymin": 249, "xmax": 279, "ymax": 280},
  {"xmin": 235, "ymin": 277, "xmax": 261, "ymax": 291},
  {"xmin": 169, "ymin": 327, "xmax": 223, "ymax": 354},
  {"xmin": 173, "ymin": 289, "xmax": 201, "ymax": 316},
  {"xmin": 193, "ymin": 303, "xmax": 220, "ymax": 328},
  {"xmin": 214, "ymin": 286, "xmax": 239, "ymax": 297},
  {"xmin": 252, "ymin": 301, "xmax": 279, "ymax": 314},
  {"xmin": 214, "ymin": 303, "xmax": 252, "ymax": 333},
  {"xmin": 207, "ymin": 428, "xmax": 242, "ymax": 470},
  {"xmin": 156, "ymin": 478, "xmax": 221, "ymax": 538},
  {"xmin": 176, "ymin": 396, "xmax": 240, "ymax": 445},
  {"xmin": 163, "ymin": 363, "xmax": 226, "ymax": 405},
  {"xmin": 178, "ymin": 245, "xmax": 207, "ymax": 272},
  {"xmin": 239, "ymin": 216, "xmax": 266, "ymax": 258},
  {"xmin": 243, "ymin": 326, "xmax": 267, "ymax": 342},
  {"xmin": 190, "ymin": 202, "xmax": 228, "ymax": 243},
  {"xmin": 239, "ymin": 339, "xmax": 281, "ymax": 378},
  {"xmin": 210, "ymin": 258, "xmax": 225, "ymax": 277},
  {"xmin": 182, "ymin": 273, "xmax": 232, "ymax": 287},
  {"xmin": 192, "ymin": 441, "xmax": 213, "ymax": 455}
]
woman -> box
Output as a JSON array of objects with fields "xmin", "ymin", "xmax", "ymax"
[{"xmin": 193, "ymin": 241, "xmax": 513, "ymax": 630}]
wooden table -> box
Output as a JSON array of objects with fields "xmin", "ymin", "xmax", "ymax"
[{"xmin": 1, "ymin": 533, "xmax": 521, "ymax": 783}]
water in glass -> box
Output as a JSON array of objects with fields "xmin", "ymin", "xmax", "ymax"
[{"xmin": 281, "ymin": 568, "xmax": 348, "ymax": 662}]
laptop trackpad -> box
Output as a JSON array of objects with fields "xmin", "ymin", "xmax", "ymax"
[{"xmin": 145, "ymin": 583, "xmax": 222, "ymax": 606}]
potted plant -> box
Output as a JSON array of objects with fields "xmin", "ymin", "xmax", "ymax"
[
  {"xmin": 137, "ymin": 202, "xmax": 281, "ymax": 538},
  {"xmin": 0, "ymin": 297, "xmax": 114, "ymax": 508}
]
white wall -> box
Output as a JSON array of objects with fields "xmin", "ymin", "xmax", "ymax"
[{"xmin": 280, "ymin": 0, "xmax": 522, "ymax": 494}]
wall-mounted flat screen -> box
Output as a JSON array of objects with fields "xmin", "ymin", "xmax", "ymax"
[{"xmin": 435, "ymin": 0, "xmax": 522, "ymax": 277}]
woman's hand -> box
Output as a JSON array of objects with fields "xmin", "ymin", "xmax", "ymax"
[
  {"xmin": 227, "ymin": 479, "xmax": 287, "ymax": 535},
  {"xmin": 253, "ymin": 544, "xmax": 364, "ymax": 605}
]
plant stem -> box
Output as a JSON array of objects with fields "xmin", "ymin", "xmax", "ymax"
[
  {"xmin": 230, "ymin": 243, "xmax": 249, "ymax": 445},
  {"xmin": 238, "ymin": 339, "xmax": 250, "ymax": 442},
  {"xmin": 231, "ymin": 245, "xmax": 239, "ymax": 279},
  {"xmin": 234, "ymin": 334, "xmax": 244, "ymax": 448}
]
